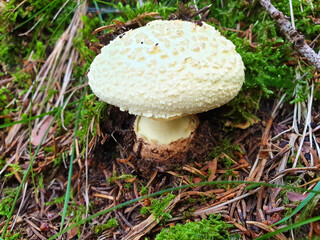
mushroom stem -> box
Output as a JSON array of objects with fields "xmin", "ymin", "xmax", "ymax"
[
  {"xmin": 133, "ymin": 115, "xmax": 200, "ymax": 163},
  {"xmin": 134, "ymin": 115, "xmax": 199, "ymax": 145}
]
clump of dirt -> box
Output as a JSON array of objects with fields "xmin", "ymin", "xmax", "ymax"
[
  {"xmin": 93, "ymin": 108, "xmax": 215, "ymax": 176},
  {"xmin": 97, "ymin": 27, "xmax": 128, "ymax": 46},
  {"xmin": 167, "ymin": 3, "xmax": 198, "ymax": 21},
  {"xmin": 92, "ymin": 106, "xmax": 134, "ymax": 166}
]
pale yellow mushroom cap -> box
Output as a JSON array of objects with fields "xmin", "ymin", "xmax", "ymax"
[{"xmin": 88, "ymin": 20, "xmax": 245, "ymax": 119}]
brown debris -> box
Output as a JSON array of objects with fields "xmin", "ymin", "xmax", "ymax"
[{"xmin": 123, "ymin": 195, "xmax": 180, "ymax": 240}]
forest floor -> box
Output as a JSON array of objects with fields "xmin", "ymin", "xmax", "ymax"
[{"xmin": 1, "ymin": 0, "xmax": 320, "ymax": 239}]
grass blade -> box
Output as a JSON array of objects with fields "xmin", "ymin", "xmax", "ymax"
[
  {"xmin": 273, "ymin": 181, "xmax": 320, "ymax": 226},
  {"xmin": 93, "ymin": 0, "xmax": 105, "ymax": 28},
  {"xmin": 59, "ymin": 88, "xmax": 86, "ymax": 233},
  {"xmin": 256, "ymin": 215, "xmax": 320, "ymax": 240}
]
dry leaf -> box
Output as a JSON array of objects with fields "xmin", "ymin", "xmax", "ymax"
[
  {"xmin": 5, "ymin": 124, "xmax": 22, "ymax": 147},
  {"xmin": 287, "ymin": 192, "xmax": 307, "ymax": 202},
  {"xmin": 225, "ymin": 117, "xmax": 259, "ymax": 129},
  {"xmin": 310, "ymin": 148, "xmax": 320, "ymax": 166},
  {"xmin": 208, "ymin": 159, "xmax": 217, "ymax": 181},
  {"xmin": 31, "ymin": 116, "xmax": 54, "ymax": 146},
  {"xmin": 67, "ymin": 226, "xmax": 78, "ymax": 239}
]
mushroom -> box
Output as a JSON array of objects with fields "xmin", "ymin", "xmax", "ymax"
[{"xmin": 88, "ymin": 20, "xmax": 245, "ymax": 166}]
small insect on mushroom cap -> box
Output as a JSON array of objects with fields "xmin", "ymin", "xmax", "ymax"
[{"xmin": 88, "ymin": 20, "xmax": 245, "ymax": 119}]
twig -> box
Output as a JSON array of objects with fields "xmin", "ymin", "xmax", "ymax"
[
  {"xmin": 275, "ymin": 134, "xmax": 298, "ymax": 185},
  {"xmin": 52, "ymin": 0, "xmax": 70, "ymax": 21},
  {"xmin": 11, "ymin": 183, "xmax": 28, "ymax": 230},
  {"xmin": 288, "ymin": 0, "xmax": 295, "ymax": 30},
  {"xmin": 190, "ymin": 4, "xmax": 212, "ymax": 19},
  {"xmin": 259, "ymin": 0, "xmax": 320, "ymax": 69},
  {"xmin": 273, "ymin": 166, "xmax": 319, "ymax": 178}
]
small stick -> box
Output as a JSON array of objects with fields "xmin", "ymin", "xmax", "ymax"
[
  {"xmin": 272, "ymin": 165, "xmax": 319, "ymax": 179},
  {"xmin": 241, "ymin": 199, "xmax": 247, "ymax": 220},
  {"xmin": 254, "ymin": 158, "xmax": 267, "ymax": 182},
  {"xmin": 256, "ymin": 185, "xmax": 265, "ymax": 222},
  {"xmin": 261, "ymin": 118, "xmax": 273, "ymax": 146}
]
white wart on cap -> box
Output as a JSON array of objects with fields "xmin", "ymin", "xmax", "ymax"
[{"xmin": 88, "ymin": 20, "xmax": 245, "ymax": 120}]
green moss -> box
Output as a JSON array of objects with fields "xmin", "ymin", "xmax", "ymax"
[
  {"xmin": 4, "ymin": 233, "xmax": 20, "ymax": 240},
  {"xmin": 67, "ymin": 202, "xmax": 88, "ymax": 223},
  {"xmin": 0, "ymin": 86, "xmax": 13, "ymax": 125},
  {"xmin": 0, "ymin": 188, "xmax": 18, "ymax": 216},
  {"xmin": 124, "ymin": 182, "xmax": 133, "ymax": 190},
  {"xmin": 206, "ymin": 0, "xmax": 311, "ymax": 99},
  {"xmin": 155, "ymin": 214, "xmax": 232, "ymax": 240},
  {"xmin": 107, "ymin": 173, "xmax": 136, "ymax": 183},
  {"xmin": 207, "ymin": 138, "xmax": 241, "ymax": 160},
  {"xmin": 94, "ymin": 218, "xmax": 119, "ymax": 234},
  {"xmin": 44, "ymin": 89, "xmax": 59, "ymax": 104},
  {"xmin": 56, "ymin": 109, "xmax": 77, "ymax": 135},
  {"xmin": 76, "ymin": 94, "xmax": 107, "ymax": 147},
  {"xmin": 4, "ymin": 164, "xmax": 22, "ymax": 179},
  {"xmin": 73, "ymin": 15, "xmax": 100, "ymax": 79},
  {"xmin": 209, "ymin": 0, "xmax": 250, "ymax": 28},
  {"xmin": 12, "ymin": 70, "xmax": 32, "ymax": 90},
  {"xmin": 141, "ymin": 193, "xmax": 176, "ymax": 223},
  {"xmin": 0, "ymin": 38, "xmax": 22, "ymax": 66},
  {"xmin": 53, "ymin": 154, "xmax": 63, "ymax": 168},
  {"xmin": 228, "ymin": 35, "xmax": 296, "ymax": 95},
  {"xmin": 44, "ymin": 146, "xmax": 55, "ymax": 153},
  {"xmin": 0, "ymin": 86, "xmax": 11, "ymax": 108},
  {"xmin": 45, "ymin": 193, "xmax": 66, "ymax": 206},
  {"xmin": 182, "ymin": 207, "xmax": 195, "ymax": 220},
  {"xmin": 298, "ymin": 193, "xmax": 320, "ymax": 218},
  {"xmin": 32, "ymin": 41, "xmax": 45, "ymax": 60},
  {"xmin": 140, "ymin": 186, "xmax": 148, "ymax": 196},
  {"xmin": 224, "ymin": 89, "xmax": 261, "ymax": 124}
]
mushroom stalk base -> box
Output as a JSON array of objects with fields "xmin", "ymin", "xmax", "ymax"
[{"xmin": 133, "ymin": 115, "xmax": 199, "ymax": 164}]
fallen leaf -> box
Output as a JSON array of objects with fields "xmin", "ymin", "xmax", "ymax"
[
  {"xmin": 31, "ymin": 116, "xmax": 54, "ymax": 146},
  {"xmin": 312, "ymin": 221, "xmax": 320, "ymax": 235},
  {"xmin": 308, "ymin": 15, "xmax": 320, "ymax": 24},
  {"xmin": 207, "ymin": 159, "xmax": 217, "ymax": 181},
  {"xmin": 193, "ymin": 177, "xmax": 202, "ymax": 183},
  {"xmin": 67, "ymin": 226, "xmax": 78, "ymax": 239},
  {"xmin": 225, "ymin": 117, "xmax": 259, "ymax": 129},
  {"xmin": 287, "ymin": 192, "xmax": 307, "ymax": 202},
  {"xmin": 310, "ymin": 148, "xmax": 320, "ymax": 166},
  {"xmin": 5, "ymin": 124, "xmax": 22, "ymax": 147}
]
